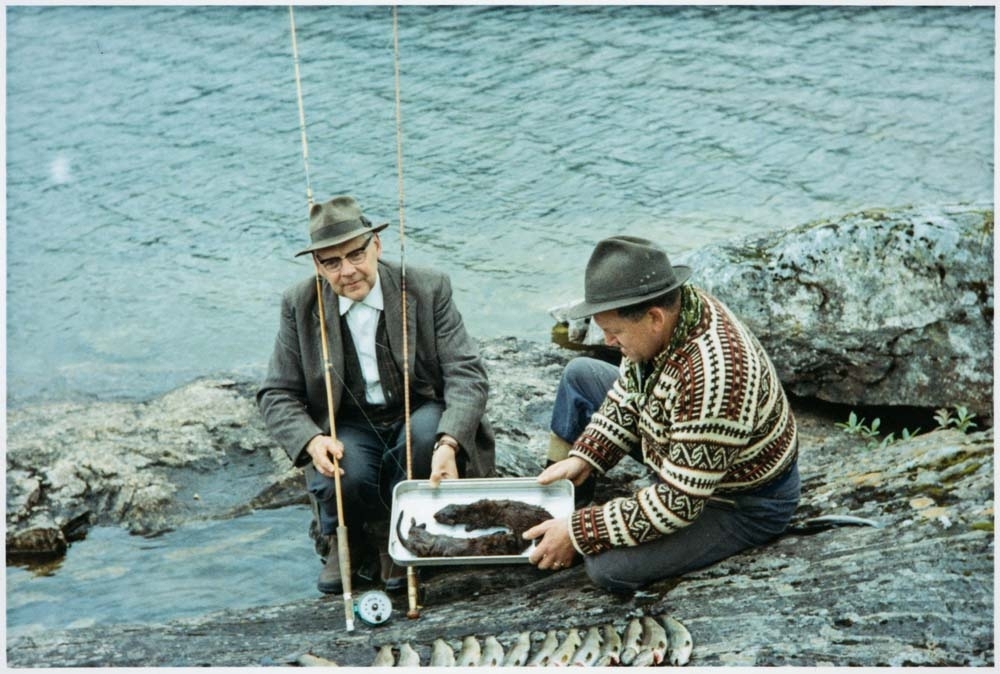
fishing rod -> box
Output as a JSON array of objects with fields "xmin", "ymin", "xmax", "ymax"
[
  {"xmin": 391, "ymin": 3, "xmax": 421, "ymax": 621},
  {"xmin": 289, "ymin": 4, "xmax": 355, "ymax": 633}
]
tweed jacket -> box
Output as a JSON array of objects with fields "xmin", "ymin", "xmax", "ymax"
[
  {"xmin": 257, "ymin": 259, "xmax": 495, "ymax": 478},
  {"xmin": 568, "ymin": 286, "xmax": 797, "ymax": 556}
]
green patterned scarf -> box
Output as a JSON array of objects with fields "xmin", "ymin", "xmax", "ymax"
[{"xmin": 638, "ymin": 284, "xmax": 703, "ymax": 393}]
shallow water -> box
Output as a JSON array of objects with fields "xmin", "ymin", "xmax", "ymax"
[
  {"xmin": 6, "ymin": 506, "xmax": 316, "ymax": 641},
  {"xmin": 4, "ymin": 4, "xmax": 994, "ymax": 637}
]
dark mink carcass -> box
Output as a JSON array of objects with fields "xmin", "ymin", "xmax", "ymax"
[
  {"xmin": 433, "ymin": 499, "xmax": 553, "ymax": 536},
  {"xmin": 395, "ymin": 512, "xmax": 530, "ymax": 558}
]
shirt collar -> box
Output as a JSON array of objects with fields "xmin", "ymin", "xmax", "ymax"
[{"xmin": 338, "ymin": 273, "xmax": 384, "ymax": 316}]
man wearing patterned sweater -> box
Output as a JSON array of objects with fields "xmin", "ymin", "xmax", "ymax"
[{"xmin": 525, "ymin": 236, "xmax": 799, "ymax": 592}]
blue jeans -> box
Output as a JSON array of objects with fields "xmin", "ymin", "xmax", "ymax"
[
  {"xmin": 550, "ymin": 356, "xmax": 800, "ymax": 592},
  {"xmin": 305, "ymin": 400, "xmax": 444, "ymax": 535},
  {"xmin": 551, "ymin": 357, "xmax": 622, "ymax": 445}
]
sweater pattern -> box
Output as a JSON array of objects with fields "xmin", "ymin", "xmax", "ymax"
[{"xmin": 568, "ymin": 287, "xmax": 797, "ymax": 556}]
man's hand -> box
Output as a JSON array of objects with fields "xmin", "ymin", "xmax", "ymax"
[
  {"xmin": 523, "ymin": 456, "xmax": 591, "ymax": 571},
  {"xmin": 523, "ymin": 517, "xmax": 576, "ymax": 571},
  {"xmin": 429, "ymin": 435, "xmax": 460, "ymax": 487},
  {"xmin": 537, "ymin": 455, "xmax": 592, "ymax": 487},
  {"xmin": 306, "ymin": 435, "xmax": 344, "ymax": 478}
]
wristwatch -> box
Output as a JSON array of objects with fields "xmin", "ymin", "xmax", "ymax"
[{"xmin": 433, "ymin": 436, "xmax": 460, "ymax": 453}]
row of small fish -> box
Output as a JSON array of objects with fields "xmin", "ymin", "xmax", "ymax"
[{"xmin": 369, "ymin": 614, "xmax": 692, "ymax": 666}]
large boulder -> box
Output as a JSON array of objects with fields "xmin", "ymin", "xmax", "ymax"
[{"xmin": 557, "ymin": 205, "xmax": 994, "ymax": 417}]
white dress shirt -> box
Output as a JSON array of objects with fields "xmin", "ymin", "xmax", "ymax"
[{"xmin": 338, "ymin": 274, "xmax": 387, "ymax": 405}]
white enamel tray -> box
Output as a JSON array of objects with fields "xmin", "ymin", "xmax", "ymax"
[{"xmin": 388, "ymin": 477, "xmax": 574, "ymax": 566}]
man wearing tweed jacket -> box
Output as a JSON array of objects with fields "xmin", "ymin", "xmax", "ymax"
[
  {"xmin": 525, "ymin": 236, "xmax": 799, "ymax": 592},
  {"xmin": 258, "ymin": 196, "xmax": 494, "ymax": 595}
]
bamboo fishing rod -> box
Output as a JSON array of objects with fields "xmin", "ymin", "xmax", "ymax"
[
  {"xmin": 289, "ymin": 4, "xmax": 355, "ymax": 633},
  {"xmin": 391, "ymin": 3, "xmax": 421, "ymax": 621}
]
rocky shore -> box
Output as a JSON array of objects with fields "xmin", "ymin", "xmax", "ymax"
[
  {"xmin": 6, "ymin": 337, "xmax": 994, "ymax": 667},
  {"xmin": 6, "ymin": 205, "xmax": 994, "ymax": 666}
]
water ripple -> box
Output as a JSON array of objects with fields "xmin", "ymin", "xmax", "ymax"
[{"xmin": 6, "ymin": 4, "xmax": 993, "ymax": 405}]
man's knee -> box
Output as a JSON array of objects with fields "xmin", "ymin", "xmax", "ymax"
[
  {"xmin": 308, "ymin": 467, "xmax": 364, "ymax": 505},
  {"xmin": 562, "ymin": 356, "xmax": 602, "ymax": 387},
  {"xmin": 584, "ymin": 555, "xmax": 643, "ymax": 594}
]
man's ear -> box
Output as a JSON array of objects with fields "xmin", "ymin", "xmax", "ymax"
[{"xmin": 647, "ymin": 306, "xmax": 668, "ymax": 330}]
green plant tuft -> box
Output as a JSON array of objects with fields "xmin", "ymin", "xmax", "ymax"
[
  {"xmin": 934, "ymin": 406, "xmax": 978, "ymax": 433},
  {"xmin": 836, "ymin": 411, "xmax": 921, "ymax": 450}
]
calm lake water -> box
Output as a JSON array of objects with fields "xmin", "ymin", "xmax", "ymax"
[
  {"xmin": 4, "ymin": 4, "xmax": 995, "ymax": 638},
  {"xmin": 5, "ymin": 4, "xmax": 994, "ymax": 406}
]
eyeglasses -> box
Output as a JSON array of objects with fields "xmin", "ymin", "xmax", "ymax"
[{"xmin": 314, "ymin": 235, "xmax": 374, "ymax": 273}]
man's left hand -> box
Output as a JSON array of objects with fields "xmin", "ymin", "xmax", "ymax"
[
  {"xmin": 429, "ymin": 435, "xmax": 459, "ymax": 486},
  {"xmin": 523, "ymin": 516, "xmax": 576, "ymax": 571}
]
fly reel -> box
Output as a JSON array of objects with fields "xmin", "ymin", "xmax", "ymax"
[{"xmin": 355, "ymin": 590, "xmax": 393, "ymax": 626}]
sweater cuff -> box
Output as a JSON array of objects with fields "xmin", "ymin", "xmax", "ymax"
[
  {"xmin": 569, "ymin": 505, "xmax": 614, "ymax": 556},
  {"xmin": 569, "ymin": 430, "xmax": 620, "ymax": 474}
]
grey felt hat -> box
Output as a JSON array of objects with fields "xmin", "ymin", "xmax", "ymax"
[
  {"xmin": 562, "ymin": 236, "xmax": 692, "ymax": 320},
  {"xmin": 295, "ymin": 195, "xmax": 389, "ymax": 257}
]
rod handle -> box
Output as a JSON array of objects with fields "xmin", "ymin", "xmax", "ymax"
[
  {"xmin": 406, "ymin": 566, "xmax": 420, "ymax": 619},
  {"xmin": 337, "ymin": 525, "xmax": 355, "ymax": 632}
]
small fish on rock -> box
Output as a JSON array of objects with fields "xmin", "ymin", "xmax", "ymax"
[
  {"xmin": 570, "ymin": 626, "xmax": 603, "ymax": 666},
  {"xmin": 549, "ymin": 628, "xmax": 582, "ymax": 666},
  {"xmin": 640, "ymin": 615, "xmax": 669, "ymax": 664},
  {"xmin": 457, "ymin": 635, "xmax": 482, "ymax": 667},
  {"xmin": 594, "ymin": 623, "xmax": 623, "ymax": 666},
  {"xmin": 430, "ymin": 638, "xmax": 455, "ymax": 667},
  {"xmin": 372, "ymin": 644, "xmax": 395, "ymax": 667},
  {"xmin": 398, "ymin": 642, "xmax": 421, "ymax": 667},
  {"xmin": 502, "ymin": 632, "xmax": 531, "ymax": 667},
  {"xmin": 527, "ymin": 630, "xmax": 559, "ymax": 666},
  {"xmin": 632, "ymin": 649, "xmax": 656, "ymax": 667},
  {"xmin": 619, "ymin": 618, "xmax": 644, "ymax": 666},
  {"xmin": 660, "ymin": 614, "xmax": 693, "ymax": 666},
  {"xmin": 480, "ymin": 635, "xmax": 505, "ymax": 666}
]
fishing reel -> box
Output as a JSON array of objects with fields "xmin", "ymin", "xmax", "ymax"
[{"xmin": 354, "ymin": 590, "xmax": 393, "ymax": 626}]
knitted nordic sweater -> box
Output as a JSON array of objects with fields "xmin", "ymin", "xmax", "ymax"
[{"xmin": 568, "ymin": 285, "xmax": 798, "ymax": 555}]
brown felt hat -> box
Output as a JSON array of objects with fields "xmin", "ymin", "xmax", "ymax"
[
  {"xmin": 562, "ymin": 236, "xmax": 691, "ymax": 320},
  {"xmin": 295, "ymin": 195, "xmax": 389, "ymax": 257}
]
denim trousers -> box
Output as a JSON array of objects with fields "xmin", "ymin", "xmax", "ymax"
[
  {"xmin": 550, "ymin": 356, "xmax": 801, "ymax": 592},
  {"xmin": 304, "ymin": 400, "xmax": 444, "ymax": 535}
]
